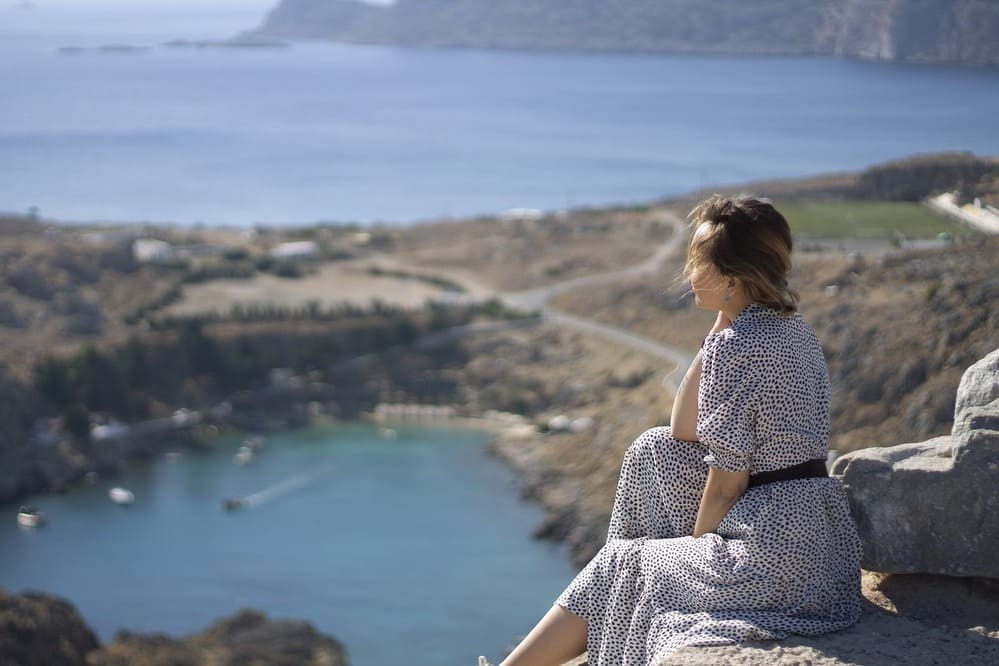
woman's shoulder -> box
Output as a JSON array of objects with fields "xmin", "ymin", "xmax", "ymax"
[
  {"xmin": 701, "ymin": 324, "xmax": 753, "ymax": 367},
  {"xmin": 706, "ymin": 304, "xmax": 815, "ymax": 358}
]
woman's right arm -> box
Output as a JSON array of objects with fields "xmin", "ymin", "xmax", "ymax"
[
  {"xmin": 670, "ymin": 311, "xmax": 731, "ymax": 441},
  {"xmin": 669, "ymin": 350, "xmax": 703, "ymax": 441}
]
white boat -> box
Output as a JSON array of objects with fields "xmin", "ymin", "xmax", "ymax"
[
  {"xmin": 108, "ymin": 487, "xmax": 135, "ymax": 505},
  {"xmin": 234, "ymin": 446, "xmax": 254, "ymax": 466},
  {"xmin": 16, "ymin": 506, "xmax": 45, "ymax": 528}
]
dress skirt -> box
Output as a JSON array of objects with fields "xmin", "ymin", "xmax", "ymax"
[{"xmin": 555, "ymin": 426, "xmax": 862, "ymax": 665}]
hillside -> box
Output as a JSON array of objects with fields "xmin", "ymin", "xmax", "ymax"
[
  {"xmin": 250, "ymin": 0, "xmax": 999, "ymax": 67},
  {"xmin": 2, "ymin": 152, "xmax": 993, "ymax": 503},
  {"xmin": 550, "ymin": 237, "xmax": 999, "ymax": 453}
]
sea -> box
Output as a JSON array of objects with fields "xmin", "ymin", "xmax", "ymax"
[
  {"xmin": 2, "ymin": 4, "xmax": 998, "ymax": 227},
  {"xmin": 0, "ymin": 423, "xmax": 578, "ymax": 665}
]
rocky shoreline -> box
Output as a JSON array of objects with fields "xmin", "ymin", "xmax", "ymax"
[
  {"xmin": 0, "ymin": 425, "xmax": 208, "ymax": 508},
  {"xmin": 0, "ymin": 589, "xmax": 348, "ymax": 666}
]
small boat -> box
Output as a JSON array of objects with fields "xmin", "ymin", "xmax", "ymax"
[
  {"xmin": 221, "ymin": 497, "xmax": 247, "ymax": 512},
  {"xmin": 108, "ymin": 487, "xmax": 135, "ymax": 505},
  {"xmin": 17, "ymin": 506, "xmax": 45, "ymax": 528},
  {"xmin": 233, "ymin": 446, "xmax": 254, "ymax": 466}
]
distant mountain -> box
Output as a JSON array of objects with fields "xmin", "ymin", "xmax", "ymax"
[{"xmin": 248, "ymin": 0, "xmax": 999, "ymax": 67}]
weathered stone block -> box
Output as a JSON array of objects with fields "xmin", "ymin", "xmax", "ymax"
[{"xmin": 832, "ymin": 349, "xmax": 999, "ymax": 578}]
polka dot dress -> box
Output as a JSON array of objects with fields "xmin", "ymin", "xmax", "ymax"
[{"xmin": 555, "ymin": 303, "xmax": 862, "ymax": 665}]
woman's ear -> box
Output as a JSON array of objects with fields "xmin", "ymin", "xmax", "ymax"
[{"xmin": 725, "ymin": 277, "xmax": 744, "ymax": 303}]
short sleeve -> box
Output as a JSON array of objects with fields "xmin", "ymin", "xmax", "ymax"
[{"xmin": 696, "ymin": 337, "xmax": 759, "ymax": 472}]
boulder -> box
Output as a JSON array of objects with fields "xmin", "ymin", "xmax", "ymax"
[
  {"xmin": 0, "ymin": 589, "xmax": 99, "ymax": 666},
  {"xmin": 89, "ymin": 608, "xmax": 349, "ymax": 666},
  {"xmin": 832, "ymin": 348, "xmax": 999, "ymax": 577}
]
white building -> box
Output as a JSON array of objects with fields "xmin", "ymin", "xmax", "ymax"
[
  {"xmin": 269, "ymin": 240, "xmax": 319, "ymax": 259},
  {"xmin": 501, "ymin": 207, "xmax": 544, "ymax": 222},
  {"xmin": 132, "ymin": 238, "xmax": 175, "ymax": 263}
]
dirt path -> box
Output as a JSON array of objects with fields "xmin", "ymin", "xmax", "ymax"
[
  {"xmin": 503, "ymin": 211, "xmax": 693, "ymax": 391},
  {"xmin": 385, "ymin": 211, "xmax": 695, "ymax": 389},
  {"xmin": 500, "ymin": 211, "xmax": 687, "ymax": 311}
]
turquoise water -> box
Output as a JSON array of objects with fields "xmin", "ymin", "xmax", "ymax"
[
  {"xmin": 2, "ymin": 7, "xmax": 999, "ymax": 225},
  {"xmin": 0, "ymin": 423, "xmax": 578, "ymax": 665}
]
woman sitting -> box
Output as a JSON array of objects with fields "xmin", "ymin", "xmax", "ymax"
[{"xmin": 489, "ymin": 195, "xmax": 862, "ymax": 666}]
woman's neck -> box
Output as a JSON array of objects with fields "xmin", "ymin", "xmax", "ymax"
[{"xmin": 721, "ymin": 294, "xmax": 753, "ymax": 325}]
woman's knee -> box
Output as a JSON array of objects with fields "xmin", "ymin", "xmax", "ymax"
[
  {"xmin": 627, "ymin": 426, "xmax": 678, "ymax": 459},
  {"xmin": 624, "ymin": 426, "xmax": 702, "ymax": 478}
]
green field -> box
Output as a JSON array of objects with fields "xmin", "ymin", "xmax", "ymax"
[{"xmin": 776, "ymin": 200, "xmax": 962, "ymax": 239}]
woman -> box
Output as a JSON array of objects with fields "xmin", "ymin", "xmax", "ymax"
[{"xmin": 487, "ymin": 195, "xmax": 862, "ymax": 666}]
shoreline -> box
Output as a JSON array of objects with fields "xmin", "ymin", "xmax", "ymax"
[{"xmin": 0, "ymin": 405, "xmax": 540, "ymax": 509}]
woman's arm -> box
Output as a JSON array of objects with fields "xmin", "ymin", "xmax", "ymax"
[
  {"xmin": 693, "ymin": 467, "xmax": 749, "ymax": 537},
  {"xmin": 670, "ymin": 311, "xmax": 732, "ymax": 441},
  {"xmin": 669, "ymin": 351, "xmax": 703, "ymax": 441}
]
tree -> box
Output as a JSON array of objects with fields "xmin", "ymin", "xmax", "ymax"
[{"xmin": 61, "ymin": 403, "xmax": 91, "ymax": 442}]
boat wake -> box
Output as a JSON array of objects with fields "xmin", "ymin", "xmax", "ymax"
[{"xmin": 240, "ymin": 465, "xmax": 332, "ymax": 509}]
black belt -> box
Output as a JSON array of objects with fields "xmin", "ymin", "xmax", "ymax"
[{"xmin": 747, "ymin": 458, "xmax": 828, "ymax": 488}]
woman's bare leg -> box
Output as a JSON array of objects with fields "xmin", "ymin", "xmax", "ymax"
[{"xmin": 498, "ymin": 604, "xmax": 587, "ymax": 666}]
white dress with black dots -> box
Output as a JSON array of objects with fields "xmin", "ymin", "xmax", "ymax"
[{"xmin": 555, "ymin": 303, "xmax": 862, "ymax": 664}]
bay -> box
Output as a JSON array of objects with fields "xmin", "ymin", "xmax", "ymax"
[
  {"xmin": 1, "ymin": 11, "xmax": 998, "ymax": 226},
  {"xmin": 0, "ymin": 423, "xmax": 576, "ymax": 665}
]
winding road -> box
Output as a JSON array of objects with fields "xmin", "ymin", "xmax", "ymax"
[
  {"xmin": 385, "ymin": 211, "xmax": 696, "ymax": 393},
  {"xmin": 499, "ymin": 211, "xmax": 694, "ymax": 391}
]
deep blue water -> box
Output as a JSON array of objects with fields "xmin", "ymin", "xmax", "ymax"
[
  {"xmin": 2, "ymin": 6, "xmax": 998, "ymax": 225},
  {"xmin": 0, "ymin": 424, "xmax": 577, "ymax": 665}
]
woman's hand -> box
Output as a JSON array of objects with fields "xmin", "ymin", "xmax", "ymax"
[{"xmin": 693, "ymin": 466, "xmax": 749, "ymax": 537}]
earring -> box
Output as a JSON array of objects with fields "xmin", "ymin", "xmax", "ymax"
[{"xmin": 724, "ymin": 291, "xmax": 731, "ymax": 303}]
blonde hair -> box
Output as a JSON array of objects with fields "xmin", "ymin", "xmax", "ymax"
[{"xmin": 682, "ymin": 194, "xmax": 798, "ymax": 314}]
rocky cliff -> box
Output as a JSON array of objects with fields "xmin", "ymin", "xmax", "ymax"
[
  {"xmin": 0, "ymin": 590, "xmax": 349, "ymax": 666},
  {"xmin": 250, "ymin": 0, "xmax": 999, "ymax": 67}
]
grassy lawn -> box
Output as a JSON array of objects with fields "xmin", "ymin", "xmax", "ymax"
[{"xmin": 776, "ymin": 200, "xmax": 962, "ymax": 239}]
